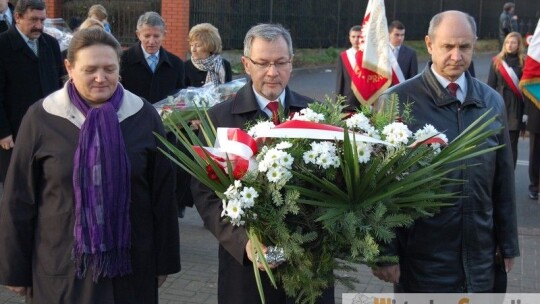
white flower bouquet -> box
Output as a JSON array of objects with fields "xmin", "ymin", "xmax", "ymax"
[
  {"xmin": 44, "ymin": 18, "xmax": 73, "ymax": 52},
  {"xmin": 153, "ymin": 78, "xmax": 247, "ymax": 125},
  {"xmin": 157, "ymin": 95, "xmax": 503, "ymax": 304}
]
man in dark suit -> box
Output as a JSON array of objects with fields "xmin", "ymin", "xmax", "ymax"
[
  {"xmin": 335, "ymin": 25, "xmax": 362, "ymax": 111},
  {"xmin": 0, "ymin": 0, "xmax": 64, "ymax": 182},
  {"xmin": 120, "ymin": 11, "xmax": 185, "ymax": 104},
  {"xmin": 0, "ymin": 0, "xmax": 14, "ymax": 33},
  {"xmin": 191, "ymin": 23, "xmax": 334, "ymax": 303},
  {"xmin": 389, "ymin": 20, "xmax": 418, "ymax": 81}
]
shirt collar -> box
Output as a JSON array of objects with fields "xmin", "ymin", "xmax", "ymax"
[
  {"xmin": 141, "ymin": 45, "xmax": 160, "ymax": 60},
  {"xmin": 430, "ymin": 65, "xmax": 467, "ymax": 95},
  {"xmin": 253, "ymin": 86, "xmax": 286, "ymax": 111},
  {"xmin": 15, "ymin": 25, "xmax": 36, "ymax": 43}
]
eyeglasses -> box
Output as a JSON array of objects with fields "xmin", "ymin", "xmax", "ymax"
[{"xmin": 245, "ymin": 56, "xmax": 291, "ymax": 71}]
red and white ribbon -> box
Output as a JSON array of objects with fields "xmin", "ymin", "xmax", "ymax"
[
  {"xmin": 193, "ymin": 120, "xmax": 391, "ymax": 180},
  {"xmin": 254, "ymin": 120, "xmax": 391, "ymax": 145}
]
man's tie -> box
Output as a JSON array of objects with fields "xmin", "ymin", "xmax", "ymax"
[
  {"xmin": 393, "ymin": 47, "xmax": 399, "ymax": 58},
  {"xmin": 447, "ymin": 82, "xmax": 459, "ymax": 98},
  {"xmin": 2, "ymin": 14, "xmax": 10, "ymax": 29},
  {"xmin": 149, "ymin": 54, "xmax": 158, "ymax": 72},
  {"xmin": 28, "ymin": 40, "xmax": 38, "ymax": 56},
  {"xmin": 266, "ymin": 101, "xmax": 280, "ymax": 125}
]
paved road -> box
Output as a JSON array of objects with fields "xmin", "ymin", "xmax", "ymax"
[{"xmin": 2, "ymin": 52, "xmax": 540, "ymax": 303}]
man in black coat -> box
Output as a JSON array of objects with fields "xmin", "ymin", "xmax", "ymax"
[
  {"xmin": 372, "ymin": 11, "xmax": 519, "ymax": 293},
  {"xmin": 191, "ymin": 23, "xmax": 334, "ymax": 304},
  {"xmin": 120, "ymin": 11, "xmax": 185, "ymax": 104},
  {"xmin": 0, "ymin": 0, "xmax": 64, "ymax": 182},
  {"xmin": 0, "ymin": 0, "xmax": 14, "ymax": 33}
]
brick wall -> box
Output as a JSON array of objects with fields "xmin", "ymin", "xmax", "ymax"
[
  {"xmin": 44, "ymin": 0, "xmax": 62, "ymax": 18},
  {"xmin": 161, "ymin": 0, "xmax": 190, "ymax": 60},
  {"xmin": 43, "ymin": 0, "xmax": 190, "ymax": 60}
]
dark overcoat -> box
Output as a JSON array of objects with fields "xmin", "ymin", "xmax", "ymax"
[
  {"xmin": 0, "ymin": 26, "xmax": 64, "ymax": 181},
  {"xmin": 0, "ymin": 87, "xmax": 181, "ymax": 303},
  {"xmin": 396, "ymin": 44, "xmax": 418, "ymax": 80},
  {"xmin": 120, "ymin": 43, "xmax": 185, "ymax": 104}
]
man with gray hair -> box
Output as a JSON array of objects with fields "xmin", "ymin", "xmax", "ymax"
[
  {"xmin": 120, "ymin": 11, "xmax": 185, "ymax": 104},
  {"xmin": 191, "ymin": 23, "xmax": 335, "ymax": 303}
]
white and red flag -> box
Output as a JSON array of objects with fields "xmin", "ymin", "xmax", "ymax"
[
  {"xmin": 353, "ymin": 0, "xmax": 392, "ymax": 105},
  {"xmin": 520, "ymin": 18, "xmax": 540, "ymax": 109}
]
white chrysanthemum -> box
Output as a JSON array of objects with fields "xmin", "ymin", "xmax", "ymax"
[
  {"xmin": 356, "ymin": 142, "xmax": 373, "ymax": 163},
  {"xmin": 345, "ymin": 112, "xmax": 372, "ymax": 131},
  {"xmin": 303, "ymin": 150, "xmax": 318, "ymax": 164},
  {"xmin": 267, "ymin": 167, "xmax": 285, "ymax": 183},
  {"xmin": 247, "ymin": 121, "xmax": 276, "ymax": 137},
  {"xmin": 290, "ymin": 108, "xmax": 325, "ymax": 122},
  {"xmin": 276, "ymin": 141, "xmax": 292, "ymax": 150},
  {"xmin": 240, "ymin": 187, "xmax": 258, "ymax": 208},
  {"xmin": 224, "ymin": 184, "xmax": 239, "ymax": 200},
  {"xmin": 223, "ymin": 199, "xmax": 244, "ymax": 226},
  {"xmin": 382, "ymin": 122, "xmax": 412, "ymax": 145},
  {"xmin": 278, "ymin": 152, "xmax": 294, "ymax": 169},
  {"xmin": 414, "ymin": 124, "xmax": 439, "ymax": 141},
  {"xmin": 234, "ymin": 180, "xmax": 242, "ymax": 189},
  {"xmin": 365, "ymin": 126, "xmax": 381, "ymax": 139}
]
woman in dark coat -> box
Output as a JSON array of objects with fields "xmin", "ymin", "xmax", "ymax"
[
  {"xmin": 185, "ymin": 23, "xmax": 232, "ymax": 87},
  {"xmin": 0, "ymin": 28, "xmax": 180, "ymax": 303},
  {"xmin": 487, "ymin": 31, "xmax": 526, "ymax": 167}
]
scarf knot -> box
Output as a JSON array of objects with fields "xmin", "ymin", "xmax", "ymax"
[{"xmin": 192, "ymin": 54, "xmax": 226, "ymax": 86}]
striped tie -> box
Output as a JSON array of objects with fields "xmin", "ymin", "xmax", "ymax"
[{"xmin": 28, "ymin": 40, "xmax": 38, "ymax": 56}]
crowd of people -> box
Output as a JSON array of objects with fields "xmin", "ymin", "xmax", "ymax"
[{"xmin": 0, "ymin": 0, "xmax": 536, "ymax": 303}]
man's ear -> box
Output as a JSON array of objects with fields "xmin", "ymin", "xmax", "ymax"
[
  {"xmin": 425, "ymin": 35, "xmax": 433, "ymax": 54},
  {"xmin": 241, "ymin": 56, "xmax": 251, "ymax": 76}
]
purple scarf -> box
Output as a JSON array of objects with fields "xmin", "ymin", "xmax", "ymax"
[{"xmin": 69, "ymin": 82, "xmax": 132, "ymax": 281}]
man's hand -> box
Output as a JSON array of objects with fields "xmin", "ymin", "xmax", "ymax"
[
  {"xmin": 372, "ymin": 264, "xmax": 400, "ymax": 283},
  {"xmin": 0, "ymin": 135, "xmax": 14, "ymax": 150},
  {"xmin": 6, "ymin": 286, "xmax": 31, "ymax": 297},
  {"xmin": 245, "ymin": 240, "xmax": 279, "ymax": 270}
]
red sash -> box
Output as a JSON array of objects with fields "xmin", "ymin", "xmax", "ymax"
[
  {"xmin": 341, "ymin": 51, "xmax": 363, "ymax": 102},
  {"xmin": 494, "ymin": 57, "xmax": 523, "ymax": 100}
]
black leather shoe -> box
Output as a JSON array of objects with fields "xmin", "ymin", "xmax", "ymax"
[{"xmin": 529, "ymin": 191, "xmax": 538, "ymax": 200}]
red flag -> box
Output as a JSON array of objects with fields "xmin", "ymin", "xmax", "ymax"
[
  {"xmin": 520, "ymin": 18, "xmax": 540, "ymax": 109},
  {"xmin": 353, "ymin": 0, "xmax": 392, "ymax": 105}
]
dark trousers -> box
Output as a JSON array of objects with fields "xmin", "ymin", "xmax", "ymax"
[
  {"xmin": 529, "ymin": 132, "xmax": 540, "ymax": 192},
  {"xmin": 509, "ymin": 130, "xmax": 519, "ymax": 168}
]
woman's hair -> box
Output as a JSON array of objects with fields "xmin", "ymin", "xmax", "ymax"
[
  {"xmin": 87, "ymin": 4, "xmax": 108, "ymax": 21},
  {"xmin": 66, "ymin": 28, "xmax": 122, "ymax": 64},
  {"xmin": 493, "ymin": 31, "xmax": 524, "ymax": 69},
  {"xmin": 78, "ymin": 18, "xmax": 105, "ymax": 31},
  {"xmin": 189, "ymin": 23, "xmax": 223, "ymax": 54}
]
